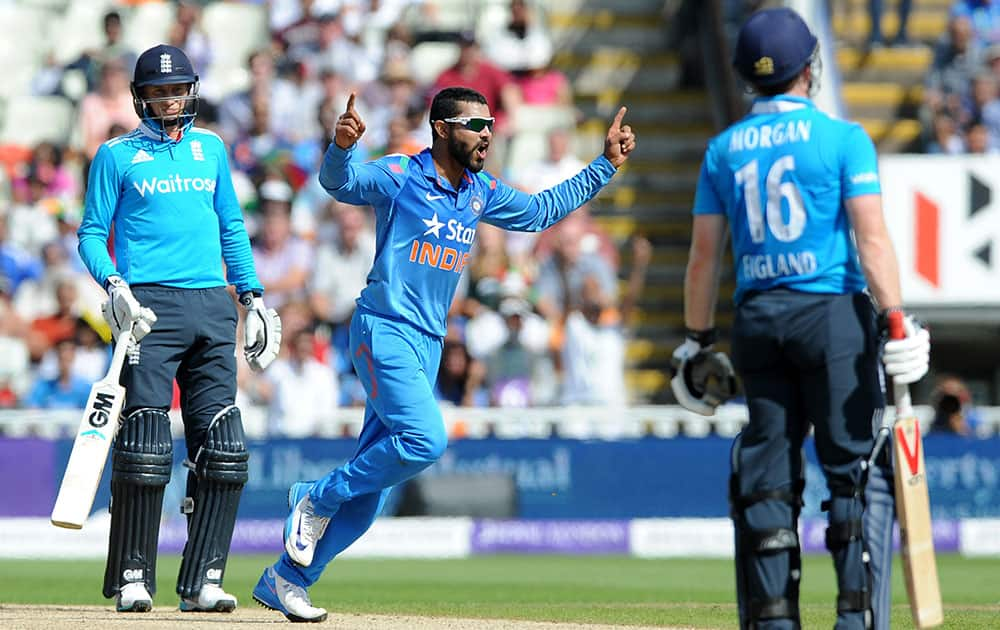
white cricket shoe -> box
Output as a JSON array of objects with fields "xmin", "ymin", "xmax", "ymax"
[
  {"xmin": 284, "ymin": 481, "xmax": 330, "ymax": 567},
  {"xmin": 179, "ymin": 583, "xmax": 237, "ymax": 612},
  {"xmin": 116, "ymin": 582, "xmax": 152, "ymax": 612},
  {"xmin": 253, "ymin": 566, "xmax": 328, "ymax": 622}
]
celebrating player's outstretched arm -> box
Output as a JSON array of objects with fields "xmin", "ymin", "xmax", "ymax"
[{"xmin": 335, "ymin": 93, "xmax": 366, "ymax": 149}]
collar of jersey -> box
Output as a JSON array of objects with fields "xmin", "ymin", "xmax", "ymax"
[
  {"xmin": 416, "ymin": 148, "xmax": 474, "ymax": 195},
  {"xmin": 138, "ymin": 121, "xmax": 184, "ymax": 143},
  {"xmin": 750, "ymin": 95, "xmax": 814, "ymax": 115}
]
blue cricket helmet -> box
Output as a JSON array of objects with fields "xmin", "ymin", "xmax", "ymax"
[
  {"xmin": 733, "ymin": 8, "xmax": 818, "ymax": 87},
  {"xmin": 131, "ymin": 44, "xmax": 200, "ymax": 135}
]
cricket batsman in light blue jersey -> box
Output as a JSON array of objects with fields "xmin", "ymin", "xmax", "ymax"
[
  {"xmin": 78, "ymin": 45, "xmax": 282, "ymax": 614},
  {"xmin": 669, "ymin": 9, "xmax": 930, "ymax": 630},
  {"xmin": 252, "ymin": 86, "xmax": 636, "ymax": 621}
]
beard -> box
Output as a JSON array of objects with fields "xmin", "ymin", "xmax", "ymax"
[{"xmin": 447, "ymin": 133, "xmax": 488, "ymax": 173}]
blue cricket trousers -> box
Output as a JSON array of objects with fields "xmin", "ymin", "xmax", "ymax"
[{"xmin": 276, "ymin": 308, "xmax": 447, "ymax": 586}]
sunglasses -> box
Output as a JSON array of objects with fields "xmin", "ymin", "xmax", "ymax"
[{"xmin": 442, "ymin": 116, "xmax": 495, "ymax": 132}]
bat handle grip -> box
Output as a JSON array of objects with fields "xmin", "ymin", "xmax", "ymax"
[
  {"xmin": 886, "ymin": 308, "xmax": 905, "ymax": 340},
  {"xmin": 885, "ymin": 309, "xmax": 914, "ymax": 415}
]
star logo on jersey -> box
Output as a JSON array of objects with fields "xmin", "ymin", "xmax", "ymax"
[
  {"xmin": 131, "ymin": 149, "xmax": 154, "ymax": 164},
  {"xmin": 422, "ymin": 212, "xmax": 445, "ymax": 238},
  {"xmin": 190, "ymin": 141, "xmax": 204, "ymax": 161}
]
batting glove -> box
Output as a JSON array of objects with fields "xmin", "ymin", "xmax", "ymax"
[
  {"xmin": 881, "ymin": 308, "xmax": 930, "ymax": 385},
  {"xmin": 241, "ymin": 291, "xmax": 282, "ymax": 372},
  {"xmin": 670, "ymin": 328, "xmax": 737, "ymax": 416},
  {"xmin": 103, "ymin": 275, "xmax": 156, "ymax": 342}
]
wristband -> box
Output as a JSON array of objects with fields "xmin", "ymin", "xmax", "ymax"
[{"xmin": 685, "ymin": 327, "xmax": 718, "ymax": 347}]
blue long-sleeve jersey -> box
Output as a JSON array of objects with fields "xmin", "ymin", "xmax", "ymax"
[
  {"xmin": 694, "ymin": 95, "xmax": 882, "ymax": 304},
  {"xmin": 78, "ymin": 123, "xmax": 261, "ymax": 294},
  {"xmin": 320, "ymin": 144, "xmax": 617, "ymax": 338}
]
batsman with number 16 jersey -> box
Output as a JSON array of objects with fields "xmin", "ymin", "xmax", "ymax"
[
  {"xmin": 78, "ymin": 45, "xmax": 282, "ymax": 614},
  {"xmin": 672, "ymin": 9, "xmax": 930, "ymax": 630}
]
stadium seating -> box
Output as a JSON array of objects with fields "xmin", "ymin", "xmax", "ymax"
[
  {"xmin": 409, "ymin": 41, "xmax": 460, "ymax": 86},
  {"xmin": 202, "ymin": 2, "xmax": 268, "ymax": 98},
  {"xmin": 0, "ymin": 96, "xmax": 75, "ymax": 147}
]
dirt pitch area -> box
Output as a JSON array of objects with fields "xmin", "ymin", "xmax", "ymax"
[{"xmin": 0, "ymin": 605, "xmax": 698, "ymax": 630}]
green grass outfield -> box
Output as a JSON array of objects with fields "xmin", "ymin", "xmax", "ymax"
[{"xmin": 1, "ymin": 554, "xmax": 997, "ymax": 628}]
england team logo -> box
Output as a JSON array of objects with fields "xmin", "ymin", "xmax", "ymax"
[
  {"xmin": 160, "ymin": 53, "xmax": 172, "ymax": 73},
  {"xmin": 190, "ymin": 141, "xmax": 204, "ymax": 161}
]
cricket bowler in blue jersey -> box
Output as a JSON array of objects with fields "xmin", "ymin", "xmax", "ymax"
[
  {"xmin": 670, "ymin": 9, "xmax": 930, "ymax": 630},
  {"xmin": 78, "ymin": 45, "xmax": 282, "ymax": 614},
  {"xmin": 252, "ymin": 86, "xmax": 636, "ymax": 621}
]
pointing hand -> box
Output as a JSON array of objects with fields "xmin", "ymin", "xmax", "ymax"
[
  {"xmin": 603, "ymin": 106, "xmax": 636, "ymax": 169},
  {"xmin": 335, "ymin": 92, "xmax": 367, "ymax": 149}
]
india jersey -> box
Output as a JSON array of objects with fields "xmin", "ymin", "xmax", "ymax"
[
  {"xmin": 320, "ymin": 145, "xmax": 616, "ymax": 338},
  {"xmin": 693, "ymin": 95, "xmax": 881, "ymax": 304},
  {"xmin": 78, "ymin": 123, "xmax": 261, "ymax": 293}
]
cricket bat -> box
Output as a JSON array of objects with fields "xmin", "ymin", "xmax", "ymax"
[
  {"xmin": 51, "ymin": 329, "xmax": 134, "ymax": 529},
  {"xmin": 887, "ymin": 310, "xmax": 943, "ymax": 628}
]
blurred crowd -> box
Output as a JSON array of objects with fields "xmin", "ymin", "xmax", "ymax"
[
  {"xmin": 0, "ymin": 0, "xmax": 652, "ymax": 436},
  {"xmin": 922, "ymin": 1, "xmax": 1000, "ymax": 153}
]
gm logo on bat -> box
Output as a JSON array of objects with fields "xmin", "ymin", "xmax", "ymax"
[{"xmin": 88, "ymin": 391, "xmax": 117, "ymax": 428}]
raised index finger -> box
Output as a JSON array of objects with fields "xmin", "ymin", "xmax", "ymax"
[
  {"xmin": 611, "ymin": 106, "xmax": 627, "ymax": 131},
  {"xmin": 346, "ymin": 92, "xmax": 356, "ymax": 113}
]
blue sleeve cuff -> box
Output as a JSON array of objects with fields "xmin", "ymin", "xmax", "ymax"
[{"xmin": 591, "ymin": 154, "xmax": 617, "ymax": 179}]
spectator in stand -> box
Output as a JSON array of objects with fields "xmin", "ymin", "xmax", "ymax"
[
  {"xmin": 485, "ymin": 0, "xmax": 556, "ymax": 72},
  {"xmin": 533, "ymin": 205, "xmax": 619, "ymax": 290},
  {"xmin": 308, "ymin": 12, "xmax": 378, "ymax": 86},
  {"xmin": 364, "ymin": 58, "xmax": 419, "ymax": 152},
  {"xmin": 260, "ymin": 328, "xmax": 338, "ymax": 437},
  {"xmin": 65, "ymin": 10, "xmax": 137, "ymax": 93},
  {"xmin": 512, "ymin": 127, "xmax": 586, "ymax": 193},
  {"xmin": 923, "ymin": 15, "xmax": 983, "ymax": 140},
  {"xmin": 964, "ymin": 71, "xmax": 999, "ymax": 123},
  {"xmin": 251, "ymin": 180, "xmax": 313, "ymax": 310},
  {"xmin": 167, "ymin": 2, "xmax": 214, "ymax": 98},
  {"xmin": 7, "ymin": 169, "xmax": 60, "ymax": 257},
  {"xmin": 0, "ymin": 280, "xmax": 30, "ymax": 405},
  {"xmin": 435, "ymin": 338, "xmax": 488, "ymax": 407},
  {"xmin": 561, "ymin": 237, "xmax": 651, "ymax": 406},
  {"xmin": 514, "ymin": 47, "xmax": 573, "ymax": 107},
  {"xmin": 950, "ymin": 0, "xmax": 1000, "ymax": 47},
  {"xmin": 290, "ymin": 101, "xmax": 345, "ymax": 238},
  {"xmin": 218, "ymin": 50, "xmax": 296, "ymax": 145},
  {"xmin": 482, "ymin": 295, "xmax": 557, "ymax": 407},
  {"xmin": 79, "ymin": 58, "xmax": 140, "ymax": 160},
  {"xmin": 929, "ymin": 374, "xmax": 981, "ymax": 435},
  {"xmin": 25, "ymin": 339, "xmax": 91, "ymax": 409},
  {"xmin": 13, "ymin": 143, "xmax": 78, "ymax": 201},
  {"xmin": 963, "ymin": 114, "xmax": 996, "ymax": 151},
  {"xmin": 0, "ymin": 215, "xmax": 43, "ymax": 296},
  {"xmin": 70, "ymin": 317, "xmax": 110, "ymax": 383},
  {"xmin": 431, "ymin": 32, "xmax": 521, "ymax": 135},
  {"xmin": 868, "ymin": 0, "xmax": 913, "ymax": 48},
  {"xmin": 28, "ymin": 276, "xmax": 79, "ymax": 360},
  {"xmin": 928, "ymin": 111, "xmax": 967, "ymax": 152},
  {"xmin": 309, "ymin": 203, "xmax": 375, "ymax": 376},
  {"xmin": 534, "ymin": 213, "xmax": 620, "ymax": 369},
  {"xmin": 508, "ymin": 129, "xmax": 591, "ymax": 264},
  {"xmin": 229, "ymin": 89, "xmax": 292, "ymax": 180}
]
